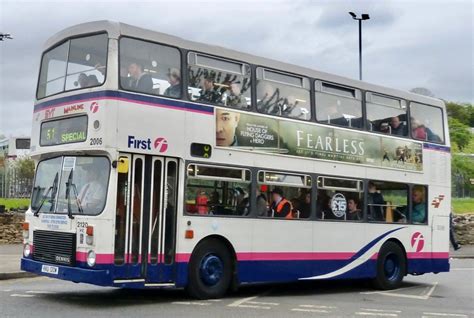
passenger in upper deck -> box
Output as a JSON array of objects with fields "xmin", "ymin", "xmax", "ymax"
[
  {"xmin": 76, "ymin": 73, "xmax": 99, "ymax": 88},
  {"xmin": 376, "ymin": 116, "xmax": 407, "ymax": 136},
  {"xmin": 411, "ymin": 118, "xmax": 427, "ymax": 140},
  {"xmin": 128, "ymin": 62, "xmax": 153, "ymax": 94},
  {"xmin": 256, "ymin": 82, "xmax": 278, "ymax": 114},
  {"xmin": 164, "ymin": 68, "xmax": 181, "ymax": 98},
  {"xmin": 389, "ymin": 116, "xmax": 407, "ymax": 136},
  {"xmin": 225, "ymin": 82, "xmax": 246, "ymax": 108},
  {"xmin": 199, "ymin": 72, "xmax": 221, "ymax": 103}
]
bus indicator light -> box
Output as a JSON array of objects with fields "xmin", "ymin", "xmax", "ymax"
[{"xmin": 185, "ymin": 230, "xmax": 194, "ymax": 239}]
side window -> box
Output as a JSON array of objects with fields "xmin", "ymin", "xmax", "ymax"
[
  {"xmin": 315, "ymin": 82, "xmax": 362, "ymax": 128},
  {"xmin": 366, "ymin": 93, "xmax": 408, "ymax": 136},
  {"xmin": 316, "ymin": 177, "xmax": 363, "ymax": 221},
  {"xmin": 256, "ymin": 68, "xmax": 311, "ymax": 120},
  {"xmin": 411, "ymin": 185, "xmax": 427, "ymax": 224},
  {"xmin": 258, "ymin": 171, "xmax": 311, "ymax": 219},
  {"xmin": 367, "ymin": 181, "xmax": 408, "ymax": 223},
  {"xmin": 410, "ymin": 103, "xmax": 444, "ymax": 143},
  {"xmin": 119, "ymin": 37, "xmax": 181, "ymax": 98},
  {"xmin": 187, "ymin": 53, "xmax": 251, "ymax": 109},
  {"xmin": 185, "ymin": 165, "xmax": 251, "ymax": 216}
]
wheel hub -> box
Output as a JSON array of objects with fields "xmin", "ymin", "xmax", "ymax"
[
  {"xmin": 384, "ymin": 253, "xmax": 400, "ymax": 281},
  {"xmin": 199, "ymin": 253, "xmax": 224, "ymax": 286}
]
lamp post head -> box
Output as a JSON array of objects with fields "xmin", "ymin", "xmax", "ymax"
[{"xmin": 348, "ymin": 12, "xmax": 370, "ymax": 20}]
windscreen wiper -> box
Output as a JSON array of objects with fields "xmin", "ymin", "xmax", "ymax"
[
  {"xmin": 65, "ymin": 169, "xmax": 75, "ymax": 220},
  {"xmin": 65, "ymin": 169, "xmax": 84, "ymax": 218},
  {"xmin": 33, "ymin": 172, "xmax": 59, "ymax": 217}
]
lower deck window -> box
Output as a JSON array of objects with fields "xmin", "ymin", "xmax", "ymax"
[
  {"xmin": 316, "ymin": 177, "xmax": 363, "ymax": 221},
  {"xmin": 367, "ymin": 181, "xmax": 408, "ymax": 223},
  {"xmin": 185, "ymin": 165, "xmax": 251, "ymax": 216}
]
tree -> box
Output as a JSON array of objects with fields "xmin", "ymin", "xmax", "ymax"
[
  {"xmin": 452, "ymin": 154, "xmax": 474, "ymax": 197},
  {"xmin": 448, "ymin": 118, "xmax": 472, "ymax": 151},
  {"xmin": 409, "ymin": 87, "xmax": 435, "ymax": 97},
  {"xmin": 16, "ymin": 157, "xmax": 35, "ymax": 180},
  {"xmin": 446, "ymin": 102, "xmax": 472, "ymax": 126}
]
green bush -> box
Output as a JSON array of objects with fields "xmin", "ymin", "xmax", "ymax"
[{"xmin": 0, "ymin": 198, "xmax": 31, "ymax": 211}]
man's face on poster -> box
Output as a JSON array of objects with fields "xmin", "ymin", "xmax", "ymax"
[{"xmin": 216, "ymin": 109, "xmax": 240, "ymax": 147}]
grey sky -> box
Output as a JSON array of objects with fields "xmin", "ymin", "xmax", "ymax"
[{"xmin": 0, "ymin": 0, "xmax": 473, "ymax": 137}]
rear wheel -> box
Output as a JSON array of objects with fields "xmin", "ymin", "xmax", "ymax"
[
  {"xmin": 186, "ymin": 239, "xmax": 233, "ymax": 299},
  {"xmin": 372, "ymin": 241, "xmax": 406, "ymax": 290}
]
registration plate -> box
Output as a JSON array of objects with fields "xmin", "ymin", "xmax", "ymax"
[{"xmin": 41, "ymin": 265, "xmax": 59, "ymax": 275}]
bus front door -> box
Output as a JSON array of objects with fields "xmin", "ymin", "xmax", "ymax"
[{"xmin": 114, "ymin": 154, "xmax": 178, "ymax": 284}]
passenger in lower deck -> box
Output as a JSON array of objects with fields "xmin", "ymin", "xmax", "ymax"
[
  {"xmin": 367, "ymin": 182, "xmax": 385, "ymax": 221},
  {"xmin": 347, "ymin": 197, "xmax": 362, "ymax": 221},
  {"xmin": 269, "ymin": 188, "xmax": 293, "ymax": 219},
  {"xmin": 411, "ymin": 185, "xmax": 426, "ymax": 223}
]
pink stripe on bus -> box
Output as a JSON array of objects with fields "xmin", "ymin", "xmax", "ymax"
[
  {"xmin": 175, "ymin": 253, "xmax": 191, "ymax": 263},
  {"xmin": 407, "ymin": 252, "xmax": 449, "ymax": 259},
  {"xmin": 236, "ymin": 252, "xmax": 355, "ymax": 261}
]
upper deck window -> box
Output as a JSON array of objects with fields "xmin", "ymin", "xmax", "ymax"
[
  {"xmin": 37, "ymin": 33, "xmax": 108, "ymax": 99},
  {"xmin": 256, "ymin": 68, "xmax": 311, "ymax": 120},
  {"xmin": 366, "ymin": 93, "xmax": 408, "ymax": 136},
  {"xmin": 187, "ymin": 53, "xmax": 251, "ymax": 110},
  {"xmin": 315, "ymin": 82, "xmax": 362, "ymax": 129},
  {"xmin": 119, "ymin": 37, "xmax": 182, "ymax": 98},
  {"xmin": 410, "ymin": 102, "xmax": 444, "ymax": 143}
]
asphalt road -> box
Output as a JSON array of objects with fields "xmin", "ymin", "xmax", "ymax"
[{"xmin": 1, "ymin": 259, "xmax": 472, "ymax": 318}]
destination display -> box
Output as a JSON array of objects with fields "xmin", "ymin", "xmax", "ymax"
[
  {"xmin": 215, "ymin": 109, "xmax": 423, "ymax": 171},
  {"xmin": 40, "ymin": 115, "xmax": 88, "ymax": 146}
]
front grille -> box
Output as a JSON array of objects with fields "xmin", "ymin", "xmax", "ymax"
[{"xmin": 33, "ymin": 230, "xmax": 76, "ymax": 266}]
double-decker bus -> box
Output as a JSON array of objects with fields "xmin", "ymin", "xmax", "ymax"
[{"xmin": 21, "ymin": 21, "xmax": 451, "ymax": 299}]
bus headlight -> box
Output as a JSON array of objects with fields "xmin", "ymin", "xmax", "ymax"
[
  {"xmin": 23, "ymin": 244, "xmax": 31, "ymax": 258},
  {"xmin": 87, "ymin": 250, "xmax": 96, "ymax": 267}
]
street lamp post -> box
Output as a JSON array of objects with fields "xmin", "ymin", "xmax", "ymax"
[{"xmin": 349, "ymin": 12, "xmax": 370, "ymax": 81}]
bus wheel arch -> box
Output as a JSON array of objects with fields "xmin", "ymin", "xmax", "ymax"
[
  {"xmin": 186, "ymin": 235, "xmax": 237, "ymax": 299},
  {"xmin": 372, "ymin": 239, "xmax": 407, "ymax": 290}
]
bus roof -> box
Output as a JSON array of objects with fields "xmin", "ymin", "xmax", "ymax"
[{"xmin": 43, "ymin": 20, "xmax": 445, "ymax": 109}]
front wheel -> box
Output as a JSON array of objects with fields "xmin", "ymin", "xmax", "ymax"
[
  {"xmin": 372, "ymin": 241, "xmax": 406, "ymax": 290},
  {"xmin": 186, "ymin": 239, "xmax": 233, "ymax": 299}
]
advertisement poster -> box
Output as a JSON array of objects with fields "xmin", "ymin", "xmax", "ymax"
[{"xmin": 215, "ymin": 109, "xmax": 423, "ymax": 171}]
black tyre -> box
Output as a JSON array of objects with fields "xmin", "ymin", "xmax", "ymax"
[
  {"xmin": 372, "ymin": 241, "xmax": 406, "ymax": 290},
  {"xmin": 186, "ymin": 238, "xmax": 233, "ymax": 299}
]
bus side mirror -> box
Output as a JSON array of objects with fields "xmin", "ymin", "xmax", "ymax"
[{"xmin": 117, "ymin": 157, "xmax": 129, "ymax": 174}]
